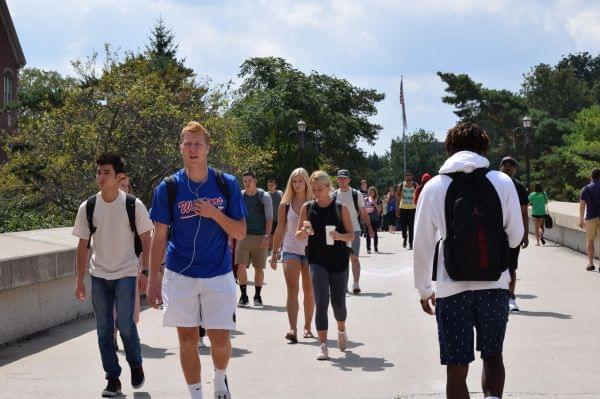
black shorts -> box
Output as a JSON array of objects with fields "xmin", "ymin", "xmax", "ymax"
[
  {"xmin": 436, "ymin": 289, "xmax": 509, "ymax": 365},
  {"xmin": 508, "ymin": 246, "xmax": 520, "ymax": 272}
]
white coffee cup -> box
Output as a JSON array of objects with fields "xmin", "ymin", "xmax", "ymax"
[{"xmin": 325, "ymin": 225, "xmax": 335, "ymax": 245}]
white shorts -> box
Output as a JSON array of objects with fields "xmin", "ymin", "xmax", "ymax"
[{"xmin": 162, "ymin": 269, "xmax": 237, "ymax": 330}]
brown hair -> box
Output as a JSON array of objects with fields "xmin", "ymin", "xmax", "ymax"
[
  {"xmin": 444, "ymin": 122, "xmax": 490, "ymax": 156},
  {"xmin": 180, "ymin": 121, "xmax": 211, "ymax": 144}
]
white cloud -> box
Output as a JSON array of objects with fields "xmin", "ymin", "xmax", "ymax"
[{"xmin": 564, "ymin": 9, "xmax": 600, "ymax": 50}]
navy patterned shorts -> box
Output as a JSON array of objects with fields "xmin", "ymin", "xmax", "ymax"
[{"xmin": 435, "ymin": 289, "xmax": 509, "ymax": 365}]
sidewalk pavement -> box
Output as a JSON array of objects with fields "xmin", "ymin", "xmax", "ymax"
[{"xmin": 0, "ymin": 232, "xmax": 599, "ymax": 398}]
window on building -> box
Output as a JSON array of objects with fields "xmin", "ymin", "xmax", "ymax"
[{"xmin": 4, "ymin": 72, "xmax": 14, "ymax": 105}]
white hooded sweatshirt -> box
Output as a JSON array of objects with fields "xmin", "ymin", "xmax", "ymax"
[{"xmin": 413, "ymin": 151, "xmax": 524, "ymax": 299}]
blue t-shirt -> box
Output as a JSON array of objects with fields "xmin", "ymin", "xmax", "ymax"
[{"xmin": 150, "ymin": 168, "xmax": 247, "ymax": 278}]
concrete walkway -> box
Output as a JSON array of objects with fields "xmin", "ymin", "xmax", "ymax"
[{"xmin": 0, "ymin": 232, "xmax": 599, "ymax": 398}]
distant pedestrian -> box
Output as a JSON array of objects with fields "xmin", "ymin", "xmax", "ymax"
[
  {"xmin": 364, "ymin": 186, "xmax": 382, "ymax": 253},
  {"xmin": 297, "ymin": 171, "xmax": 355, "ymax": 360},
  {"xmin": 333, "ymin": 169, "xmax": 374, "ymax": 294},
  {"xmin": 499, "ymin": 156, "xmax": 529, "ymax": 312},
  {"xmin": 386, "ymin": 188, "xmax": 397, "ymax": 234},
  {"xmin": 359, "ymin": 179, "xmax": 369, "ymax": 199},
  {"xmin": 414, "ymin": 122, "xmax": 523, "ymax": 399},
  {"xmin": 396, "ymin": 171, "xmax": 418, "ymax": 250},
  {"xmin": 269, "ymin": 168, "xmax": 315, "ymax": 343},
  {"xmin": 579, "ymin": 167, "xmax": 600, "ymax": 271},
  {"xmin": 73, "ymin": 154, "xmax": 153, "ymax": 398},
  {"xmin": 267, "ymin": 178, "xmax": 283, "ymax": 257},
  {"xmin": 529, "ymin": 183, "xmax": 549, "ymax": 246},
  {"xmin": 236, "ymin": 170, "xmax": 273, "ymax": 307},
  {"xmin": 112, "ymin": 175, "xmax": 142, "ymax": 350},
  {"xmin": 414, "ymin": 173, "xmax": 432, "ymax": 205}
]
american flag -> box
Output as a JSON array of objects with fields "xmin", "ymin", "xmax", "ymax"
[{"xmin": 400, "ymin": 77, "xmax": 407, "ymax": 131}]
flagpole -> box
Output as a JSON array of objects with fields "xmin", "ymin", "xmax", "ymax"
[{"xmin": 400, "ymin": 76, "xmax": 407, "ymax": 174}]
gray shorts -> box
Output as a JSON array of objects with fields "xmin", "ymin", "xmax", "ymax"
[{"xmin": 350, "ymin": 231, "xmax": 361, "ymax": 257}]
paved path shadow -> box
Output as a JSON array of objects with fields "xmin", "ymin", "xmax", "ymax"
[
  {"xmin": 328, "ymin": 350, "xmax": 394, "ymax": 372},
  {"xmin": 357, "ymin": 291, "xmax": 393, "ymax": 298},
  {"xmin": 139, "ymin": 343, "xmax": 175, "ymax": 359},
  {"xmin": 511, "ymin": 310, "xmax": 572, "ymax": 319},
  {"xmin": 0, "ymin": 315, "xmax": 96, "ymax": 367}
]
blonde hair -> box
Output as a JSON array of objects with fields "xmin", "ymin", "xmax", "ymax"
[
  {"xmin": 368, "ymin": 186, "xmax": 378, "ymax": 199},
  {"xmin": 180, "ymin": 121, "xmax": 211, "ymax": 144},
  {"xmin": 281, "ymin": 168, "xmax": 313, "ymax": 205},
  {"xmin": 309, "ymin": 170, "xmax": 332, "ymax": 187}
]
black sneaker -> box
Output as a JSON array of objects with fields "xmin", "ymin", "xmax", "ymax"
[
  {"xmin": 238, "ymin": 294, "xmax": 249, "ymax": 307},
  {"xmin": 102, "ymin": 378, "xmax": 122, "ymax": 397},
  {"xmin": 541, "ymin": 236, "xmax": 546, "ymax": 245},
  {"xmin": 403, "ymin": 239, "xmax": 407, "ymax": 248},
  {"xmin": 131, "ymin": 365, "xmax": 145, "ymax": 389},
  {"xmin": 253, "ymin": 295, "xmax": 263, "ymax": 307}
]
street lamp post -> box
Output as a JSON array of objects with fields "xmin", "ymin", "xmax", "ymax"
[
  {"xmin": 297, "ymin": 120, "xmax": 307, "ymax": 167},
  {"xmin": 522, "ymin": 115, "xmax": 532, "ymax": 192}
]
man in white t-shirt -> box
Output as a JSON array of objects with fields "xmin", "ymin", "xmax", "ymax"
[
  {"xmin": 334, "ymin": 169, "xmax": 374, "ymax": 294},
  {"xmin": 73, "ymin": 153, "xmax": 154, "ymax": 398}
]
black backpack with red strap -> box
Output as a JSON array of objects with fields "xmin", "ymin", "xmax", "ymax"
[{"xmin": 433, "ymin": 168, "xmax": 508, "ymax": 281}]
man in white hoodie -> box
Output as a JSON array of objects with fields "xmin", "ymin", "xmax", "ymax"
[{"xmin": 413, "ymin": 123, "xmax": 523, "ymax": 399}]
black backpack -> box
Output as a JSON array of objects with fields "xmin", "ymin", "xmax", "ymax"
[
  {"xmin": 433, "ymin": 168, "xmax": 508, "ymax": 281},
  {"xmin": 86, "ymin": 194, "xmax": 142, "ymax": 257},
  {"xmin": 163, "ymin": 169, "xmax": 230, "ymax": 233}
]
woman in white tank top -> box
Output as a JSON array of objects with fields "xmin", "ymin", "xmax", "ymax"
[{"xmin": 269, "ymin": 168, "xmax": 315, "ymax": 343}]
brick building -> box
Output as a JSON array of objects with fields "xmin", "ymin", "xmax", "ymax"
[{"xmin": 0, "ymin": 0, "xmax": 26, "ymax": 161}]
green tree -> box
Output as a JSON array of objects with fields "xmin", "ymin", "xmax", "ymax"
[
  {"xmin": 389, "ymin": 129, "xmax": 444, "ymax": 184},
  {"xmin": 533, "ymin": 105, "xmax": 600, "ymax": 200},
  {"xmin": 229, "ymin": 57, "xmax": 384, "ymax": 183},
  {"xmin": 437, "ymin": 72, "xmax": 528, "ymax": 165}
]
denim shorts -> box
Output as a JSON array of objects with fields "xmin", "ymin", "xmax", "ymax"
[
  {"xmin": 350, "ymin": 231, "xmax": 361, "ymax": 256},
  {"xmin": 282, "ymin": 252, "xmax": 308, "ymax": 266},
  {"xmin": 435, "ymin": 289, "xmax": 509, "ymax": 365}
]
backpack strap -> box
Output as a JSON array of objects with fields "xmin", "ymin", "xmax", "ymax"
[
  {"xmin": 125, "ymin": 194, "xmax": 143, "ymax": 257},
  {"xmin": 432, "ymin": 239, "xmax": 441, "ymax": 281},
  {"xmin": 351, "ymin": 189, "xmax": 360, "ymax": 213},
  {"xmin": 85, "ymin": 195, "xmax": 97, "ymax": 249},
  {"xmin": 164, "ymin": 175, "xmax": 177, "ymax": 227},
  {"xmin": 125, "ymin": 194, "xmax": 137, "ymax": 233},
  {"xmin": 214, "ymin": 169, "xmax": 230, "ymax": 205}
]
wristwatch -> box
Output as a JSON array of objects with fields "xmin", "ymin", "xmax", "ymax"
[
  {"xmin": 264, "ymin": 235, "xmax": 271, "ymax": 239},
  {"xmin": 141, "ymin": 269, "xmax": 150, "ymax": 276}
]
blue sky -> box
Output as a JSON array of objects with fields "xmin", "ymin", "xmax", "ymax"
[{"xmin": 6, "ymin": 0, "xmax": 600, "ymax": 154}]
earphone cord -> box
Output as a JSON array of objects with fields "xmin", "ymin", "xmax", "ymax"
[{"xmin": 166, "ymin": 170, "xmax": 205, "ymax": 280}]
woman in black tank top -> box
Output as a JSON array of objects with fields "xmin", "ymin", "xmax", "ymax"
[{"xmin": 296, "ymin": 171, "xmax": 355, "ymax": 360}]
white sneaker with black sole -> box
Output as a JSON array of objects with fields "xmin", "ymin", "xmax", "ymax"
[
  {"xmin": 316, "ymin": 343, "xmax": 329, "ymax": 360},
  {"xmin": 509, "ymin": 297, "xmax": 519, "ymax": 312}
]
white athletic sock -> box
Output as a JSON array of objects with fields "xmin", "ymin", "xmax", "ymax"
[
  {"xmin": 188, "ymin": 382, "xmax": 203, "ymax": 399},
  {"xmin": 214, "ymin": 369, "xmax": 227, "ymax": 392},
  {"xmin": 352, "ymin": 282, "xmax": 359, "ymax": 289}
]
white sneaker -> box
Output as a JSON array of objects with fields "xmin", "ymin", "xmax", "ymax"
[
  {"xmin": 316, "ymin": 343, "xmax": 329, "ymax": 360},
  {"xmin": 338, "ymin": 330, "xmax": 347, "ymax": 351},
  {"xmin": 509, "ymin": 298, "xmax": 519, "ymax": 312}
]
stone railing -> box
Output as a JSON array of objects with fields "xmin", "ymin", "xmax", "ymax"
[
  {"xmin": 528, "ymin": 201, "xmax": 599, "ymax": 258},
  {"xmin": 1, "ymin": 202, "xmax": 596, "ymax": 345},
  {"xmin": 0, "ymin": 227, "xmax": 92, "ymax": 346}
]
